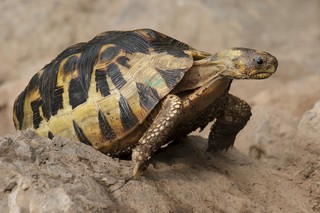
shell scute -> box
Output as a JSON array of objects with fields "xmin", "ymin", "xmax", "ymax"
[{"xmin": 13, "ymin": 29, "xmax": 195, "ymax": 152}]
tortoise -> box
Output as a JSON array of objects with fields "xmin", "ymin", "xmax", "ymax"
[{"xmin": 13, "ymin": 29, "xmax": 278, "ymax": 178}]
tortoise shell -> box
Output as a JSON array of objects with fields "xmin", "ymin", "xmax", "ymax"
[{"xmin": 13, "ymin": 29, "xmax": 203, "ymax": 152}]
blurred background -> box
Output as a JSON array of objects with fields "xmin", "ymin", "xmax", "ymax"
[{"xmin": 1, "ymin": 0, "xmax": 319, "ymax": 148}]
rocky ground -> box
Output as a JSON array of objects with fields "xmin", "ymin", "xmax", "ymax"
[{"xmin": 0, "ymin": 0, "xmax": 319, "ymax": 212}]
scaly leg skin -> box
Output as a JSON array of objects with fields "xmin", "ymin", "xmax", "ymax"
[
  {"xmin": 132, "ymin": 94, "xmax": 182, "ymax": 179},
  {"xmin": 208, "ymin": 94, "xmax": 252, "ymax": 152}
]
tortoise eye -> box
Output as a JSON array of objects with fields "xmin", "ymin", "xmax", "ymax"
[{"xmin": 255, "ymin": 57, "xmax": 264, "ymax": 65}]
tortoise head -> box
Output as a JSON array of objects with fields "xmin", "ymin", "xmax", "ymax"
[{"xmin": 212, "ymin": 48, "xmax": 278, "ymax": 79}]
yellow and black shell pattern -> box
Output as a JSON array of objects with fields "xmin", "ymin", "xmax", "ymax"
[{"xmin": 13, "ymin": 29, "xmax": 195, "ymax": 152}]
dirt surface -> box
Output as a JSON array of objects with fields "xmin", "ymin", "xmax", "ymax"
[{"xmin": 0, "ymin": 0, "xmax": 319, "ymax": 212}]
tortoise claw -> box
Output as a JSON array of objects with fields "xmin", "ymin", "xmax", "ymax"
[
  {"xmin": 132, "ymin": 160, "xmax": 149, "ymax": 179},
  {"xmin": 132, "ymin": 164, "xmax": 142, "ymax": 180}
]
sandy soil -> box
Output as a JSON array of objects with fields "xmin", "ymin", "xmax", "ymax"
[{"xmin": 0, "ymin": 0, "xmax": 319, "ymax": 212}]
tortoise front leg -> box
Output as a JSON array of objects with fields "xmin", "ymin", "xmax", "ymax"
[
  {"xmin": 208, "ymin": 94, "xmax": 252, "ymax": 152},
  {"xmin": 132, "ymin": 94, "xmax": 182, "ymax": 179}
]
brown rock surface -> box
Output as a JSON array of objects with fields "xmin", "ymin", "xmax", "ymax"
[
  {"xmin": 0, "ymin": 131, "xmax": 313, "ymax": 212},
  {"xmin": 1, "ymin": 0, "xmax": 319, "ymax": 212}
]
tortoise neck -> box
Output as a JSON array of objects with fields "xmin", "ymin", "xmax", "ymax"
[{"xmin": 172, "ymin": 61, "xmax": 225, "ymax": 94}]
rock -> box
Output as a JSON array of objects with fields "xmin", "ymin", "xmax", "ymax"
[
  {"xmin": 296, "ymin": 100, "xmax": 320, "ymax": 212},
  {"xmin": 236, "ymin": 106, "xmax": 299, "ymax": 168},
  {"xmin": 0, "ymin": 131, "xmax": 126, "ymax": 212},
  {"xmin": 236, "ymin": 103, "xmax": 320, "ymax": 211},
  {"xmin": 0, "ymin": 131, "xmax": 313, "ymax": 212},
  {"xmin": 298, "ymin": 100, "xmax": 320, "ymax": 147}
]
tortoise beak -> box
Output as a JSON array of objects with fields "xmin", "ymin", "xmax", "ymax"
[{"xmin": 249, "ymin": 70, "xmax": 274, "ymax": 79}]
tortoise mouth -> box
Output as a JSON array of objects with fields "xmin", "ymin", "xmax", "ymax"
[
  {"xmin": 249, "ymin": 72, "xmax": 273, "ymax": 79},
  {"xmin": 248, "ymin": 66, "xmax": 276, "ymax": 79}
]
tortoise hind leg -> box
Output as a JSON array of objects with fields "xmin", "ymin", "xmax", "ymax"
[
  {"xmin": 208, "ymin": 94, "xmax": 252, "ymax": 152},
  {"xmin": 132, "ymin": 94, "xmax": 182, "ymax": 179}
]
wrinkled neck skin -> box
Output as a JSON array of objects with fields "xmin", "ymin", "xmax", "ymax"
[
  {"xmin": 172, "ymin": 56, "xmax": 225, "ymax": 94},
  {"xmin": 172, "ymin": 57, "xmax": 231, "ymax": 118}
]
